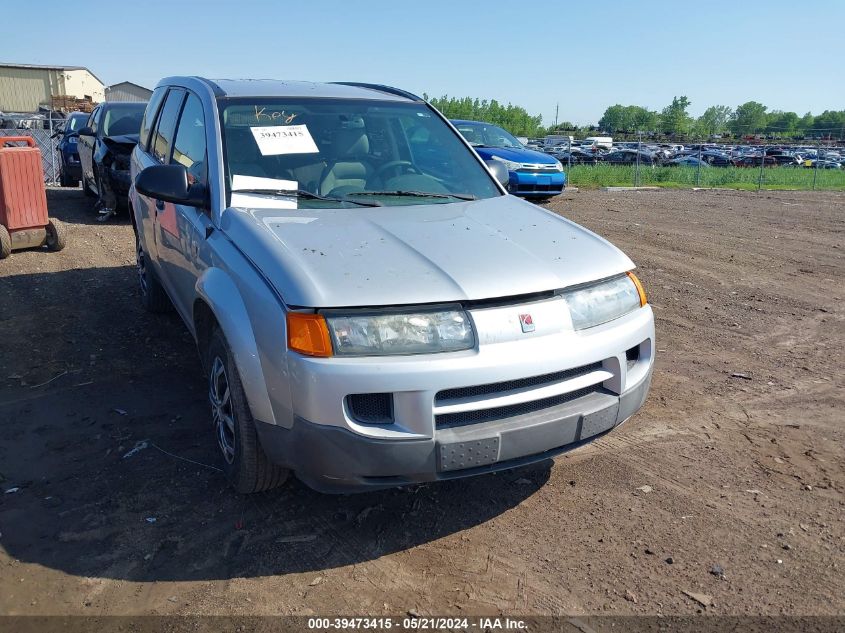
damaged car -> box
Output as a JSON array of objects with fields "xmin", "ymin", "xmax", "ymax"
[
  {"xmin": 78, "ymin": 101, "xmax": 147, "ymax": 220},
  {"xmin": 130, "ymin": 78, "xmax": 654, "ymax": 494}
]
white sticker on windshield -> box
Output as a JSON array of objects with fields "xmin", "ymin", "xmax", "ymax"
[
  {"xmin": 231, "ymin": 174, "xmax": 298, "ymax": 209},
  {"xmin": 250, "ymin": 124, "xmax": 319, "ymax": 155}
]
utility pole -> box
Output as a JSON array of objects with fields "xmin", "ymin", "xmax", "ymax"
[
  {"xmin": 696, "ymin": 143, "xmax": 702, "ymax": 187},
  {"xmin": 555, "ymin": 103, "xmax": 559, "ymax": 130},
  {"xmin": 635, "ymin": 131, "xmax": 642, "ymax": 187}
]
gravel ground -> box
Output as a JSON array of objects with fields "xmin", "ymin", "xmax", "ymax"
[{"xmin": 0, "ymin": 187, "xmax": 842, "ymax": 621}]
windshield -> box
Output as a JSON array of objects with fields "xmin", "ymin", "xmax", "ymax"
[
  {"xmin": 452, "ymin": 122, "xmax": 524, "ymax": 149},
  {"xmin": 219, "ymin": 98, "xmax": 501, "ymax": 209},
  {"xmin": 66, "ymin": 113, "xmax": 88, "ymax": 132},
  {"xmin": 101, "ymin": 104, "xmax": 145, "ymax": 136}
]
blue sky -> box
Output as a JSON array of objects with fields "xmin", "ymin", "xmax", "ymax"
[{"xmin": 3, "ymin": 0, "xmax": 843, "ymax": 125}]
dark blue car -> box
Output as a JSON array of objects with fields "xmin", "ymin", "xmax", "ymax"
[
  {"xmin": 451, "ymin": 119, "xmax": 565, "ymax": 197},
  {"xmin": 54, "ymin": 111, "xmax": 90, "ymax": 187}
]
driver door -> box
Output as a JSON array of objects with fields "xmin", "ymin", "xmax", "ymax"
[{"xmin": 152, "ymin": 91, "xmax": 212, "ymax": 322}]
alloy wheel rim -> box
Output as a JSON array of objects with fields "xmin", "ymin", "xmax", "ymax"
[{"xmin": 209, "ymin": 356, "xmax": 236, "ymax": 464}]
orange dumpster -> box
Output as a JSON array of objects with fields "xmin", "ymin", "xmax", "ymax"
[{"xmin": 0, "ymin": 136, "xmax": 66, "ymax": 258}]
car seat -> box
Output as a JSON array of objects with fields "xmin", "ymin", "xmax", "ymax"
[{"xmin": 320, "ymin": 126, "xmax": 372, "ymax": 196}]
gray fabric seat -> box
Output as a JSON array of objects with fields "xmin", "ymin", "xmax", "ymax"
[{"xmin": 320, "ymin": 127, "xmax": 372, "ymax": 196}]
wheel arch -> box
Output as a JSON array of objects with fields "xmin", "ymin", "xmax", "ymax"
[{"xmin": 194, "ymin": 268, "xmax": 277, "ymax": 425}]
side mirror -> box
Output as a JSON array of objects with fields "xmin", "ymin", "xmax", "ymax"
[
  {"xmin": 77, "ymin": 126, "xmax": 94, "ymax": 137},
  {"xmin": 136, "ymin": 164, "xmax": 207, "ymax": 208},
  {"xmin": 485, "ymin": 160, "xmax": 510, "ymax": 187}
]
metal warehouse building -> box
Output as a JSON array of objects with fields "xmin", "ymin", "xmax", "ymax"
[
  {"xmin": 104, "ymin": 81, "xmax": 152, "ymax": 103},
  {"xmin": 0, "ymin": 62, "xmax": 104, "ymax": 112}
]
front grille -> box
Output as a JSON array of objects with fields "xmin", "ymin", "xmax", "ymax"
[
  {"xmin": 436, "ymin": 362, "xmax": 602, "ymax": 402},
  {"xmin": 517, "ymin": 164, "xmax": 560, "ymax": 172},
  {"xmin": 515, "ymin": 183, "xmax": 561, "ymax": 192},
  {"xmin": 347, "ymin": 393, "xmax": 393, "ymax": 424},
  {"xmin": 436, "ymin": 385, "xmax": 602, "ymax": 428}
]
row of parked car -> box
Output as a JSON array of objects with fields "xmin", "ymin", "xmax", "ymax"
[{"xmin": 536, "ymin": 141, "xmax": 845, "ymax": 169}]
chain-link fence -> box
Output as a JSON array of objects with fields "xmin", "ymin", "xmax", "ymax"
[
  {"xmin": 542, "ymin": 137, "xmax": 845, "ymax": 191},
  {"xmin": 0, "ymin": 116, "xmax": 66, "ymax": 184}
]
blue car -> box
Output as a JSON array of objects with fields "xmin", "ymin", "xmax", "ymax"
[
  {"xmin": 451, "ymin": 119, "xmax": 566, "ymax": 197},
  {"xmin": 54, "ymin": 111, "xmax": 90, "ymax": 187}
]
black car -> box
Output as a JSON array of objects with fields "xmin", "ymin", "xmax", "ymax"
[
  {"xmin": 77, "ymin": 101, "xmax": 147, "ymax": 218},
  {"xmin": 53, "ymin": 111, "xmax": 90, "ymax": 186},
  {"xmin": 601, "ymin": 149, "xmax": 659, "ymax": 165}
]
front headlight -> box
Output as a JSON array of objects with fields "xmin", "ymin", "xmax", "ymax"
[
  {"xmin": 553, "ymin": 160, "xmax": 564, "ymax": 171},
  {"xmin": 325, "ymin": 309, "xmax": 475, "ymax": 356},
  {"xmin": 564, "ymin": 272, "xmax": 647, "ymax": 330},
  {"xmin": 490, "ymin": 155, "xmax": 521, "ymax": 172}
]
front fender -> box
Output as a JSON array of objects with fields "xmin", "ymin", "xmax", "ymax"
[{"xmin": 195, "ymin": 267, "xmax": 276, "ymax": 425}]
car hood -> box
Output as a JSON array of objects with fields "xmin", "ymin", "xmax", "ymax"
[
  {"xmin": 220, "ymin": 195, "xmax": 635, "ymax": 308},
  {"xmin": 472, "ymin": 146, "xmax": 558, "ymax": 165}
]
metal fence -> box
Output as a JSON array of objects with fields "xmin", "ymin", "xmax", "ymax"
[{"xmin": 0, "ymin": 117, "xmax": 65, "ymax": 184}]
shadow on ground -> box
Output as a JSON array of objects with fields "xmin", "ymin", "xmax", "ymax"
[
  {"xmin": 45, "ymin": 186, "xmax": 132, "ymax": 227},
  {"xmin": 0, "ymin": 265, "xmax": 549, "ymax": 582}
]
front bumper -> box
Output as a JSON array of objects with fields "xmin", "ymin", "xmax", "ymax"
[
  {"xmin": 62, "ymin": 153, "xmax": 81, "ymax": 180},
  {"xmin": 257, "ymin": 369, "xmax": 651, "ymax": 493},
  {"xmin": 508, "ymin": 169, "xmax": 566, "ymax": 197},
  {"xmin": 261, "ymin": 301, "xmax": 654, "ymax": 493}
]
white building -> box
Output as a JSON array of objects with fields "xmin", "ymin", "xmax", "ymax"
[
  {"xmin": 105, "ymin": 81, "xmax": 153, "ymax": 103},
  {"xmin": 0, "ymin": 62, "xmax": 105, "ymax": 112}
]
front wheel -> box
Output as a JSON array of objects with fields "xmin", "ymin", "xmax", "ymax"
[
  {"xmin": 206, "ymin": 328, "xmax": 289, "ymax": 493},
  {"xmin": 0, "ymin": 225, "xmax": 11, "ymax": 259},
  {"xmin": 45, "ymin": 219, "xmax": 66, "ymax": 251}
]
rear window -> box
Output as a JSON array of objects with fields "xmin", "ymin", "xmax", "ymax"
[{"xmin": 102, "ymin": 104, "xmax": 146, "ymax": 136}]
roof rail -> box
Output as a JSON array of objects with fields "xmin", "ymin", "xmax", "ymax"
[{"xmin": 330, "ymin": 82, "xmax": 423, "ymax": 102}]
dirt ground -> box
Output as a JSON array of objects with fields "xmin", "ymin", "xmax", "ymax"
[{"xmin": 0, "ymin": 187, "xmax": 842, "ymax": 619}]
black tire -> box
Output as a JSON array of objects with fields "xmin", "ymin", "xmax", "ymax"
[
  {"xmin": 135, "ymin": 237, "xmax": 171, "ymax": 313},
  {"xmin": 0, "ymin": 225, "xmax": 11, "ymax": 259},
  {"xmin": 82, "ymin": 176, "xmax": 96, "ymax": 198},
  {"xmin": 45, "ymin": 219, "xmax": 66, "ymax": 251},
  {"xmin": 206, "ymin": 328, "xmax": 288, "ymax": 493},
  {"xmin": 59, "ymin": 171, "xmax": 74, "ymax": 187}
]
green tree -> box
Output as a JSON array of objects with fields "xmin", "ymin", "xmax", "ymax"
[
  {"xmin": 765, "ymin": 111, "xmax": 799, "ymax": 137},
  {"xmin": 797, "ymin": 112, "xmax": 815, "ymax": 135},
  {"xmin": 598, "ymin": 104, "xmax": 659, "ymax": 133},
  {"xmin": 425, "ymin": 94, "xmax": 544, "ymax": 137},
  {"xmin": 661, "ymin": 96, "xmax": 692, "ymax": 135},
  {"xmin": 811, "ymin": 110, "xmax": 845, "ymax": 137},
  {"xmin": 696, "ymin": 105, "xmax": 732, "ymax": 136},
  {"xmin": 729, "ymin": 101, "xmax": 768, "ymax": 135}
]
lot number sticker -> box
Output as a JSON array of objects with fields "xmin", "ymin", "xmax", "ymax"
[{"xmin": 250, "ymin": 124, "xmax": 319, "ymax": 155}]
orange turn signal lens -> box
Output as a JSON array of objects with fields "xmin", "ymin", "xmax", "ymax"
[
  {"xmin": 627, "ymin": 271, "xmax": 647, "ymax": 307},
  {"xmin": 287, "ymin": 313, "xmax": 333, "ymax": 357}
]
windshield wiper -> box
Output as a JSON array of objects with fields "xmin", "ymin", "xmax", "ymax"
[
  {"xmin": 232, "ymin": 188, "xmax": 382, "ymax": 207},
  {"xmin": 345, "ymin": 190, "xmax": 476, "ymax": 201}
]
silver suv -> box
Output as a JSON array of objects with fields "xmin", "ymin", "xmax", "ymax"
[{"xmin": 129, "ymin": 77, "xmax": 655, "ymax": 493}]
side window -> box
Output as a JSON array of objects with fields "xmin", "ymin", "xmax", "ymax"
[
  {"xmin": 171, "ymin": 93, "xmax": 207, "ymax": 187},
  {"xmin": 139, "ymin": 87, "xmax": 167, "ymax": 152},
  {"xmin": 88, "ymin": 107, "xmax": 100, "ymax": 134},
  {"xmin": 152, "ymin": 89, "xmax": 185, "ymax": 163}
]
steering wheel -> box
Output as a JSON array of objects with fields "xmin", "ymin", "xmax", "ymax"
[{"xmin": 374, "ymin": 160, "xmax": 420, "ymax": 180}]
